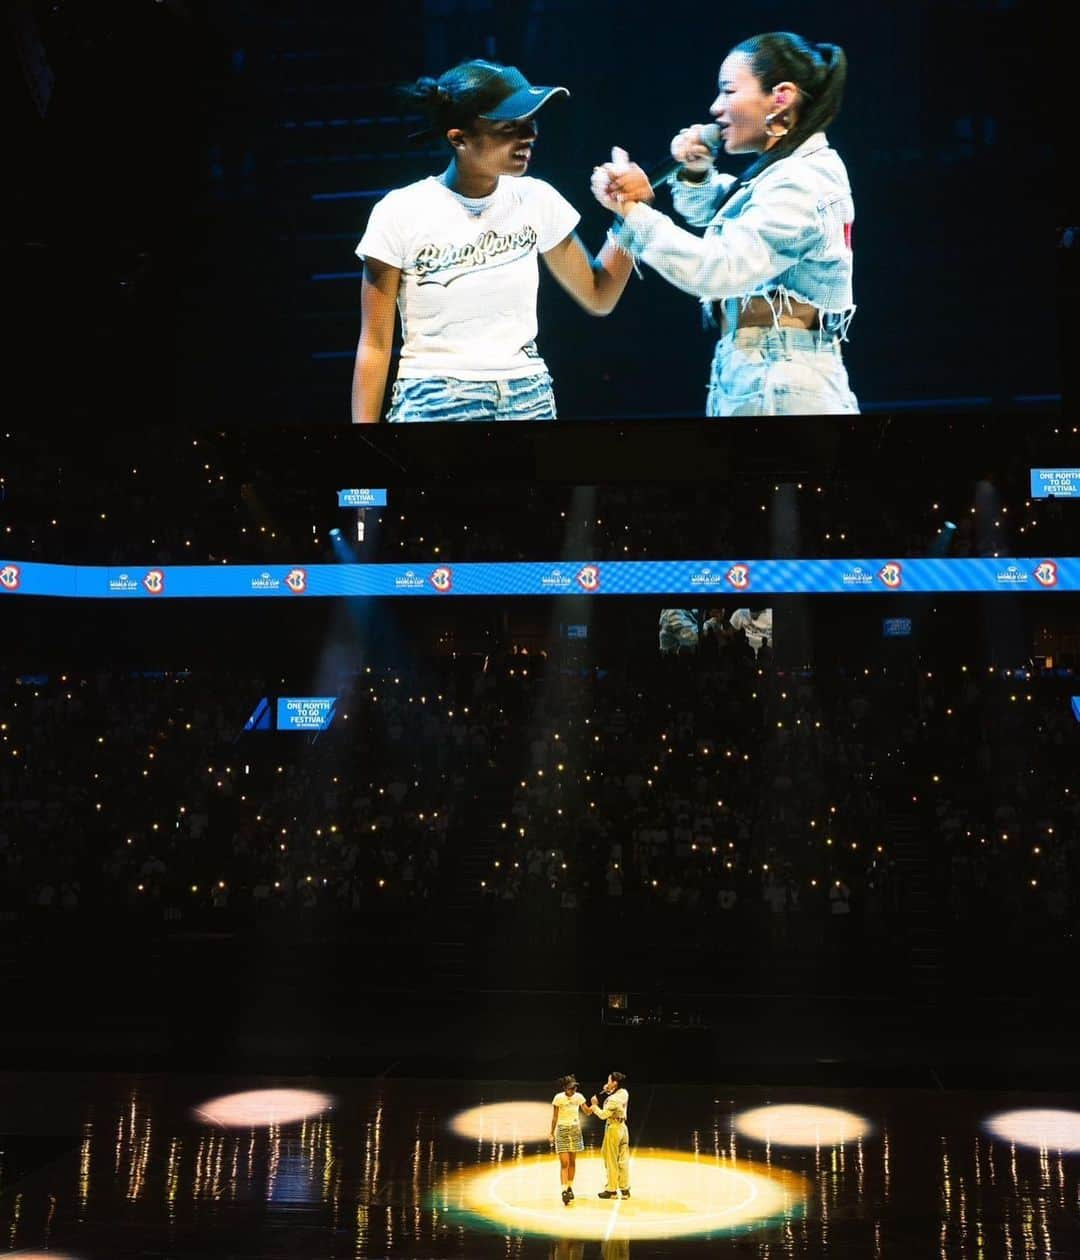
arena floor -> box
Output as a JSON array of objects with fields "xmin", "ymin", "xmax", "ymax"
[{"xmin": 2, "ymin": 1071, "xmax": 1078, "ymax": 1258}]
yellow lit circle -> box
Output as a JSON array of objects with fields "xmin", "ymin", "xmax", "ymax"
[
  {"xmin": 985, "ymin": 1109, "xmax": 1080, "ymax": 1151},
  {"xmin": 437, "ymin": 1148, "xmax": 807, "ymax": 1241},
  {"xmin": 192, "ymin": 1088, "xmax": 334, "ymax": 1128},
  {"xmin": 449, "ymin": 1101, "xmax": 555, "ymax": 1144},
  {"xmin": 734, "ymin": 1104, "xmax": 872, "ymax": 1147}
]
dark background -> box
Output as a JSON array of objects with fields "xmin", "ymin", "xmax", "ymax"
[
  {"xmin": 5, "ymin": 0, "xmax": 1071, "ymax": 424},
  {"xmin": 2, "ymin": 591, "xmax": 1078, "ymax": 1082}
]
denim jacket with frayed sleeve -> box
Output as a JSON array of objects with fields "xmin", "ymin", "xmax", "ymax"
[{"xmin": 614, "ymin": 132, "xmax": 855, "ymax": 337}]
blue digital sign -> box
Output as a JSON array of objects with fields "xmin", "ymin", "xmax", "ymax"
[
  {"xmin": 1030, "ymin": 469, "xmax": 1080, "ymax": 499},
  {"xmin": 276, "ymin": 697, "xmax": 337, "ymax": 731},
  {"xmin": 337, "ymin": 488, "xmax": 388, "ymax": 508},
  {"xmin": 883, "ymin": 618, "xmax": 913, "ymax": 637}
]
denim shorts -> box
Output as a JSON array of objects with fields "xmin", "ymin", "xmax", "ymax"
[
  {"xmin": 706, "ymin": 327, "xmax": 859, "ymax": 417},
  {"xmin": 386, "ymin": 372, "xmax": 557, "ymax": 423}
]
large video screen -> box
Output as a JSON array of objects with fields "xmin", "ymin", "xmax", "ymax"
[
  {"xmin": 10, "ymin": 0, "xmax": 1064, "ymax": 425},
  {"xmin": 317, "ymin": 4, "xmax": 1065, "ymax": 421},
  {"xmin": 333, "ymin": 5, "xmax": 1065, "ymax": 422}
]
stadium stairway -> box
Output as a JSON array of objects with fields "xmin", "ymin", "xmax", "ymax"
[
  {"xmin": 428, "ymin": 776, "xmax": 504, "ymax": 988},
  {"xmin": 887, "ymin": 811, "xmax": 946, "ymax": 1001}
]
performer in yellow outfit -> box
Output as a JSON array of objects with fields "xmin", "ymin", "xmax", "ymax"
[{"xmin": 591, "ymin": 1072, "xmax": 630, "ymax": 1198}]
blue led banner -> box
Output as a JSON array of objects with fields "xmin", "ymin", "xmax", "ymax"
[
  {"xmin": 1030, "ymin": 469, "xmax": 1080, "ymax": 499},
  {"xmin": 1, "ymin": 558, "xmax": 1076, "ymax": 598},
  {"xmin": 276, "ymin": 697, "xmax": 337, "ymax": 731},
  {"xmin": 337, "ymin": 488, "xmax": 388, "ymax": 508}
]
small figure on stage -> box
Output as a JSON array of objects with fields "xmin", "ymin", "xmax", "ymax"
[
  {"xmin": 592, "ymin": 1071, "xmax": 631, "ymax": 1199},
  {"xmin": 550, "ymin": 1075, "xmax": 591, "ymax": 1204}
]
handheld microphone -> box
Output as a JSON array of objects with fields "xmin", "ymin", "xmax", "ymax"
[{"xmin": 646, "ymin": 123, "xmax": 722, "ymax": 189}]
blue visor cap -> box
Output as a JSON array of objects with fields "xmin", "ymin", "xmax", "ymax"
[{"xmin": 477, "ymin": 66, "xmax": 569, "ymax": 120}]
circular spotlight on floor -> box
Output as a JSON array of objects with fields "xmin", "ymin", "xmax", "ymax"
[
  {"xmin": 734, "ymin": 1103, "xmax": 872, "ymax": 1147},
  {"xmin": 449, "ymin": 1101, "xmax": 554, "ymax": 1145},
  {"xmin": 985, "ymin": 1109, "xmax": 1080, "ymax": 1152},
  {"xmin": 438, "ymin": 1149, "xmax": 807, "ymax": 1241},
  {"xmin": 192, "ymin": 1088, "xmax": 334, "ymax": 1128}
]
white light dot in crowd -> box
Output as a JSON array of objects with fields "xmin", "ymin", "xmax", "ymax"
[
  {"xmin": 192, "ymin": 1088, "xmax": 334, "ymax": 1128},
  {"xmin": 735, "ymin": 1104, "xmax": 871, "ymax": 1147},
  {"xmin": 449, "ymin": 1101, "xmax": 553, "ymax": 1144},
  {"xmin": 985, "ymin": 1109, "xmax": 1080, "ymax": 1151}
]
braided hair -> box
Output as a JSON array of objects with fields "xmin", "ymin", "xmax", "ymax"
[{"xmin": 715, "ymin": 32, "xmax": 847, "ymax": 210}]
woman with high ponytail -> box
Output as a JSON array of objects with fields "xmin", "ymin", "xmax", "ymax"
[
  {"xmin": 352, "ymin": 59, "xmax": 636, "ymax": 423},
  {"xmin": 591, "ymin": 32, "xmax": 859, "ymax": 416}
]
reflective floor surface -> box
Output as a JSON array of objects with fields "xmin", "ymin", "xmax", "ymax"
[{"xmin": 2, "ymin": 1072, "xmax": 1079, "ymax": 1258}]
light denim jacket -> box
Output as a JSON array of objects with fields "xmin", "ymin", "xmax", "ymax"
[{"xmin": 614, "ymin": 132, "xmax": 855, "ymax": 337}]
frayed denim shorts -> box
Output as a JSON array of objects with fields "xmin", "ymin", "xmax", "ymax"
[
  {"xmin": 706, "ymin": 327, "xmax": 859, "ymax": 417},
  {"xmin": 386, "ymin": 372, "xmax": 556, "ymax": 422}
]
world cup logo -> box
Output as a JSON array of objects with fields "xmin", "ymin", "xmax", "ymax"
[
  {"xmin": 1034, "ymin": 560, "xmax": 1058, "ymax": 588},
  {"xmin": 878, "ymin": 562, "xmax": 903, "ymax": 589},
  {"xmin": 576, "ymin": 565, "xmax": 600, "ymax": 592},
  {"xmin": 142, "ymin": 569, "xmax": 165, "ymax": 595},
  {"xmin": 0, "ymin": 564, "xmax": 20, "ymax": 592},
  {"xmin": 286, "ymin": 568, "xmax": 308, "ymax": 594},
  {"xmin": 429, "ymin": 566, "xmax": 453, "ymax": 592},
  {"xmin": 726, "ymin": 564, "xmax": 750, "ymax": 590}
]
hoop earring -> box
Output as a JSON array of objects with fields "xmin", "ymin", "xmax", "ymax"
[{"xmin": 763, "ymin": 111, "xmax": 790, "ymax": 139}]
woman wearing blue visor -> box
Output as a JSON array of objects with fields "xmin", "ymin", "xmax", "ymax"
[{"xmin": 354, "ymin": 60, "xmax": 635, "ymax": 422}]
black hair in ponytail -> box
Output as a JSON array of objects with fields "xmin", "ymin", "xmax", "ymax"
[
  {"xmin": 715, "ymin": 32, "xmax": 847, "ymax": 210},
  {"xmin": 399, "ymin": 59, "xmax": 509, "ymax": 140}
]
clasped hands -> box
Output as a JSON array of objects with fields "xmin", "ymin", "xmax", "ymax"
[
  {"xmin": 591, "ymin": 126, "xmax": 716, "ymax": 215},
  {"xmin": 590, "ymin": 147, "xmax": 653, "ymax": 217}
]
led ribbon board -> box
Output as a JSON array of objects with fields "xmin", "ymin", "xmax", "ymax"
[{"xmin": 0, "ymin": 558, "xmax": 1075, "ymax": 598}]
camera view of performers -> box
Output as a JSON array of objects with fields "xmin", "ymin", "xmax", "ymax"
[
  {"xmin": 353, "ymin": 33, "xmax": 858, "ymax": 422},
  {"xmin": 13, "ymin": 3, "xmax": 1058, "ymax": 425},
  {"xmin": 352, "ymin": 60, "xmax": 634, "ymax": 423},
  {"xmin": 591, "ymin": 32, "xmax": 859, "ymax": 417},
  {"xmin": 658, "ymin": 608, "xmax": 773, "ymax": 659}
]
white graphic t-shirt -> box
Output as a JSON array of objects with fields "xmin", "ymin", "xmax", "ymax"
[
  {"xmin": 357, "ymin": 175, "xmax": 580, "ymax": 380},
  {"xmin": 552, "ymin": 1092, "xmax": 587, "ymax": 1127}
]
